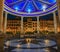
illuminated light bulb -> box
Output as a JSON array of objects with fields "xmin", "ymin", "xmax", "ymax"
[
  {"xmin": 15, "ymin": 7, "xmax": 19, "ymax": 11},
  {"xmin": 17, "ymin": 44, "xmax": 21, "ymax": 48},
  {"xmin": 44, "ymin": 39, "xmax": 50, "ymax": 46},
  {"xmin": 45, "ymin": 48, "xmax": 50, "ymax": 52},
  {"xmin": 28, "ymin": 9, "xmax": 31, "ymax": 13},
  {"xmin": 5, "ymin": 41, "xmax": 10, "ymax": 47},
  {"xmin": 42, "ymin": 5, "xmax": 47, "ymax": 12}
]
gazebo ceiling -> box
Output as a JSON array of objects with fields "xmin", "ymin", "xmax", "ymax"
[{"xmin": 4, "ymin": 0, "xmax": 57, "ymax": 17}]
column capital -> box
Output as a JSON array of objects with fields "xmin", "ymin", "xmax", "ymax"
[{"xmin": 21, "ymin": 16, "xmax": 24, "ymax": 18}]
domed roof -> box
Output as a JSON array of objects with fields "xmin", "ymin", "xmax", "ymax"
[{"xmin": 4, "ymin": 0, "xmax": 57, "ymax": 17}]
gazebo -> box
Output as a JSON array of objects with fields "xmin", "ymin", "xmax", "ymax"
[
  {"xmin": 0, "ymin": 0, "xmax": 60, "ymax": 51},
  {"xmin": 0, "ymin": 0, "xmax": 59, "ymax": 34}
]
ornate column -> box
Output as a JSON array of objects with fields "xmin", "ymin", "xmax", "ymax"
[
  {"xmin": 56, "ymin": 0, "xmax": 60, "ymax": 22},
  {"xmin": 0, "ymin": 0, "xmax": 4, "ymax": 52},
  {"xmin": 53, "ymin": 12, "xmax": 57, "ymax": 34},
  {"xmin": 37, "ymin": 16, "xmax": 40, "ymax": 34},
  {"xmin": 4, "ymin": 12, "xmax": 8, "ymax": 33},
  {"xmin": 0, "ymin": 0, "xmax": 4, "ymax": 32},
  {"xmin": 21, "ymin": 17, "xmax": 24, "ymax": 34}
]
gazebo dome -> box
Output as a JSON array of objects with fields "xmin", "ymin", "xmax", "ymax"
[{"xmin": 4, "ymin": 0, "xmax": 57, "ymax": 17}]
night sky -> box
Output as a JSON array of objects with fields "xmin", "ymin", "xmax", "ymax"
[{"xmin": 6, "ymin": 11, "xmax": 58, "ymax": 21}]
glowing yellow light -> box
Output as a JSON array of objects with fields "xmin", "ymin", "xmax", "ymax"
[{"xmin": 17, "ymin": 44, "xmax": 21, "ymax": 48}]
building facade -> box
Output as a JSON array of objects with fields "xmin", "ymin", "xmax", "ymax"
[{"xmin": 6, "ymin": 17, "xmax": 60, "ymax": 34}]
